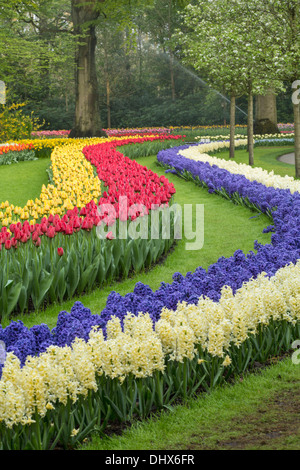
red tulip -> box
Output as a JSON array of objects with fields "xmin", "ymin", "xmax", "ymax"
[
  {"xmin": 57, "ymin": 247, "xmax": 64, "ymax": 256},
  {"xmin": 46, "ymin": 226, "xmax": 56, "ymax": 238},
  {"xmin": 5, "ymin": 240, "xmax": 11, "ymax": 250},
  {"xmin": 34, "ymin": 237, "xmax": 41, "ymax": 247},
  {"xmin": 11, "ymin": 237, "xmax": 18, "ymax": 248}
]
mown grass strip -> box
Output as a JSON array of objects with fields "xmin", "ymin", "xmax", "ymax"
[{"xmin": 81, "ymin": 357, "xmax": 300, "ymax": 451}]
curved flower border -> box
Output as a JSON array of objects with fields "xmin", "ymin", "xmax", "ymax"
[
  {"xmin": 1, "ymin": 140, "xmax": 300, "ymax": 441},
  {"xmin": 2, "ymin": 139, "xmax": 300, "ymax": 356}
]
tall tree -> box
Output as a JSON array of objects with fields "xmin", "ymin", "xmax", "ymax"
[
  {"xmin": 244, "ymin": 0, "xmax": 300, "ymax": 177},
  {"xmin": 255, "ymin": 89, "xmax": 279, "ymax": 134},
  {"xmin": 69, "ymin": 0, "xmax": 143, "ymax": 137},
  {"xmin": 139, "ymin": 0, "xmax": 185, "ymax": 102},
  {"xmin": 69, "ymin": 0, "xmax": 106, "ymax": 137},
  {"xmin": 0, "ymin": 0, "xmax": 75, "ymax": 109},
  {"xmin": 176, "ymin": 0, "xmax": 283, "ymax": 165}
]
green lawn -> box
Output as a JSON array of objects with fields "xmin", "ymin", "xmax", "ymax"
[
  {"xmin": 221, "ymin": 145, "xmax": 295, "ymax": 177},
  {"xmin": 0, "ymin": 158, "xmax": 50, "ymax": 207}
]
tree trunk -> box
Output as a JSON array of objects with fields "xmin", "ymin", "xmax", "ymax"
[
  {"xmin": 248, "ymin": 90, "xmax": 254, "ymax": 166},
  {"xmin": 254, "ymin": 89, "xmax": 279, "ymax": 134},
  {"xmin": 106, "ymin": 77, "xmax": 111, "ymax": 129},
  {"xmin": 103, "ymin": 33, "xmax": 111, "ymax": 129},
  {"xmin": 169, "ymin": 51, "xmax": 176, "ymax": 101},
  {"xmin": 69, "ymin": 0, "xmax": 106, "ymax": 138},
  {"xmin": 230, "ymin": 94, "xmax": 236, "ymax": 159},
  {"xmin": 256, "ymin": 89, "xmax": 277, "ymax": 123},
  {"xmin": 294, "ymin": 101, "xmax": 300, "ymax": 179}
]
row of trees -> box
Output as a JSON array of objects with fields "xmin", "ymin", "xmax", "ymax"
[
  {"xmin": 176, "ymin": 0, "xmax": 300, "ymax": 172},
  {"xmin": 1, "ymin": 0, "xmax": 251, "ymax": 130},
  {"xmin": 0, "ymin": 0, "xmax": 299, "ymax": 173}
]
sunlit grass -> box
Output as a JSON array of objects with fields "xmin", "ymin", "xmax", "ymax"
[{"xmin": 0, "ymin": 158, "xmax": 50, "ymax": 207}]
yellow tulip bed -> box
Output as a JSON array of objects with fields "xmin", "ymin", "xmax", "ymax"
[
  {"xmin": 0, "ymin": 142, "xmax": 102, "ymax": 227},
  {"xmin": 0, "ymin": 134, "xmax": 182, "ymax": 227},
  {"xmin": 0, "ymin": 137, "xmax": 112, "ymax": 227}
]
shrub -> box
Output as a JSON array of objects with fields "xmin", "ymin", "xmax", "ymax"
[{"xmin": 0, "ymin": 103, "xmax": 42, "ymax": 143}]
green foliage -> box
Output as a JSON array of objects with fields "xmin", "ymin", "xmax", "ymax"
[{"xmin": 0, "ymin": 149, "xmax": 37, "ymax": 166}]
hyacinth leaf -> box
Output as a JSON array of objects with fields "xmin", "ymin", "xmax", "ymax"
[{"xmin": 103, "ymin": 394, "xmax": 127, "ymax": 422}]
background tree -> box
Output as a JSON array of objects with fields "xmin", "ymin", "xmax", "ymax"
[
  {"xmin": 139, "ymin": 0, "xmax": 186, "ymax": 102},
  {"xmin": 243, "ymin": 0, "xmax": 300, "ymax": 177},
  {"xmin": 176, "ymin": 0, "xmax": 284, "ymax": 165},
  {"xmin": 0, "ymin": 0, "xmax": 76, "ymax": 129},
  {"xmin": 69, "ymin": 0, "xmax": 106, "ymax": 137},
  {"xmin": 0, "ymin": 0, "xmax": 296, "ymax": 133}
]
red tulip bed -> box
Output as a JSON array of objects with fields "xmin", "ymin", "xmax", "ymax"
[{"xmin": 0, "ymin": 134, "xmax": 182, "ymax": 321}]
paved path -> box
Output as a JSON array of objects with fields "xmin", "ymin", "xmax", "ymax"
[{"xmin": 278, "ymin": 153, "xmax": 295, "ymax": 165}]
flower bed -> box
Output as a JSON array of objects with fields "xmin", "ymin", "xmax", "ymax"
[
  {"xmin": 0, "ymin": 139, "xmax": 300, "ymax": 449},
  {"xmin": 30, "ymin": 128, "xmax": 173, "ymax": 138},
  {"xmin": 0, "ymin": 135, "xmax": 179, "ymax": 320},
  {"xmin": 103, "ymin": 127, "xmax": 171, "ymax": 137},
  {"xmin": 278, "ymin": 123, "xmax": 294, "ymax": 133},
  {"xmin": 0, "ymin": 134, "xmax": 180, "ymax": 227},
  {"xmin": 0, "ymin": 142, "xmax": 36, "ymax": 166},
  {"xmin": 177, "ymin": 141, "xmax": 300, "ymax": 192},
  {"xmin": 31, "ymin": 130, "xmax": 70, "ymax": 138},
  {"xmin": 194, "ymin": 133, "xmax": 294, "ymax": 143}
]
